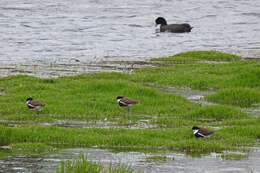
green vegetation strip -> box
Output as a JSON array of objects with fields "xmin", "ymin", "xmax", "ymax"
[
  {"xmin": 0, "ymin": 125, "xmax": 259, "ymax": 153},
  {"xmin": 151, "ymin": 50, "xmax": 242, "ymax": 62},
  {"xmin": 1, "ymin": 50, "xmax": 260, "ymax": 157},
  {"xmin": 0, "ymin": 75, "xmax": 199, "ymax": 121}
]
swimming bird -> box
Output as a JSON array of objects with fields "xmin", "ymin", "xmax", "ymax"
[
  {"xmin": 155, "ymin": 17, "xmax": 193, "ymax": 33},
  {"xmin": 192, "ymin": 126, "xmax": 215, "ymax": 138},
  {"xmin": 26, "ymin": 97, "xmax": 45, "ymax": 114},
  {"xmin": 116, "ymin": 96, "xmax": 140, "ymax": 117}
]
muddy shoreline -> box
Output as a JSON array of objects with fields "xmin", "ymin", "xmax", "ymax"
[
  {"xmin": 0, "ymin": 58, "xmax": 155, "ymax": 78},
  {"xmin": 1, "ymin": 55, "xmax": 260, "ymax": 78}
]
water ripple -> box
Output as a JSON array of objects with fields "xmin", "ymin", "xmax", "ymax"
[{"xmin": 0, "ymin": 0, "xmax": 259, "ymax": 74}]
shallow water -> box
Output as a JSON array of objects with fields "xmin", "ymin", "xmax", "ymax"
[
  {"xmin": 157, "ymin": 86, "xmax": 216, "ymax": 108},
  {"xmin": 0, "ymin": 59, "xmax": 154, "ymax": 78},
  {"xmin": 0, "ymin": 147, "xmax": 259, "ymax": 173},
  {"xmin": 48, "ymin": 119, "xmax": 158, "ymax": 129},
  {"xmin": 0, "ymin": 0, "xmax": 260, "ymax": 76}
]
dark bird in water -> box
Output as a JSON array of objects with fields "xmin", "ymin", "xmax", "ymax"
[
  {"xmin": 26, "ymin": 97, "xmax": 45, "ymax": 114},
  {"xmin": 116, "ymin": 96, "xmax": 140, "ymax": 117},
  {"xmin": 192, "ymin": 126, "xmax": 215, "ymax": 138},
  {"xmin": 155, "ymin": 17, "xmax": 193, "ymax": 33}
]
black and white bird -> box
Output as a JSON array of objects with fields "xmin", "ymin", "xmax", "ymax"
[
  {"xmin": 26, "ymin": 97, "xmax": 45, "ymax": 113},
  {"xmin": 192, "ymin": 126, "xmax": 215, "ymax": 138},
  {"xmin": 155, "ymin": 17, "xmax": 193, "ymax": 33},
  {"xmin": 116, "ymin": 96, "xmax": 140, "ymax": 114}
]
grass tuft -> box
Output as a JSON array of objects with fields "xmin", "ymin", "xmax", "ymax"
[{"xmin": 56, "ymin": 154, "xmax": 139, "ymax": 173}]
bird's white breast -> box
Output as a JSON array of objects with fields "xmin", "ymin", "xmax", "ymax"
[{"xmin": 193, "ymin": 129, "xmax": 199, "ymax": 134}]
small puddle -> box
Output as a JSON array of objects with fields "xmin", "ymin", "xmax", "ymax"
[
  {"xmin": 158, "ymin": 86, "xmax": 215, "ymax": 105},
  {"xmin": 243, "ymin": 107, "xmax": 260, "ymax": 117},
  {"xmin": 49, "ymin": 119, "xmax": 158, "ymax": 129},
  {"xmin": 0, "ymin": 147, "xmax": 259, "ymax": 173},
  {"xmin": 158, "ymin": 87, "xmax": 260, "ymax": 117},
  {"xmin": 0, "ymin": 119, "xmax": 158, "ymax": 129}
]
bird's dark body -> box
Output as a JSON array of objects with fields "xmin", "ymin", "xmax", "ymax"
[{"xmin": 155, "ymin": 17, "xmax": 193, "ymax": 33}]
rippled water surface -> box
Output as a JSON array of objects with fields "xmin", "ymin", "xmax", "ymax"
[
  {"xmin": 0, "ymin": 148, "xmax": 259, "ymax": 173},
  {"xmin": 0, "ymin": 0, "xmax": 260, "ymax": 66}
]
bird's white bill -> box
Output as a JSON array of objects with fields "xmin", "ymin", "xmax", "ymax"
[{"xmin": 117, "ymin": 99, "xmax": 121, "ymax": 102}]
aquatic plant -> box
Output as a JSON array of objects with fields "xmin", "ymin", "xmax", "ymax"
[
  {"xmin": 10, "ymin": 142, "xmax": 55, "ymax": 153},
  {"xmin": 145, "ymin": 155, "xmax": 173, "ymax": 162},
  {"xmin": 220, "ymin": 153, "xmax": 248, "ymax": 160}
]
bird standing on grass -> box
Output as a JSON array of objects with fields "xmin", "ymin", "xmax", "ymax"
[
  {"xmin": 26, "ymin": 97, "xmax": 45, "ymax": 114},
  {"xmin": 116, "ymin": 96, "xmax": 140, "ymax": 118},
  {"xmin": 192, "ymin": 126, "xmax": 215, "ymax": 138},
  {"xmin": 155, "ymin": 17, "xmax": 193, "ymax": 33}
]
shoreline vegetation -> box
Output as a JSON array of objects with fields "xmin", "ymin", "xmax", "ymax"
[{"xmin": 1, "ymin": 50, "xmax": 260, "ymax": 172}]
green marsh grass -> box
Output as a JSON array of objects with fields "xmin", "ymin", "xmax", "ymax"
[
  {"xmin": 0, "ymin": 75, "xmax": 198, "ymax": 121},
  {"xmin": 218, "ymin": 116, "xmax": 260, "ymax": 127},
  {"xmin": 0, "ymin": 124, "xmax": 258, "ymax": 153},
  {"xmin": 134, "ymin": 61, "xmax": 260, "ymax": 90},
  {"xmin": 151, "ymin": 50, "xmax": 242, "ymax": 63},
  {"xmin": 184, "ymin": 105, "xmax": 251, "ymax": 120},
  {"xmin": 0, "ymin": 50, "xmax": 260, "ymax": 158},
  {"xmin": 206, "ymin": 88, "xmax": 260, "ymax": 107}
]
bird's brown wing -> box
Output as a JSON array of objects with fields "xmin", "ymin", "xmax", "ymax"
[
  {"xmin": 122, "ymin": 97, "xmax": 140, "ymax": 104},
  {"xmin": 31, "ymin": 99, "xmax": 45, "ymax": 106},
  {"xmin": 199, "ymin": 127, "xmax": 215, "ymax": 135}
]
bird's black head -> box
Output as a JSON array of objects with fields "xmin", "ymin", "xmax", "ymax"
[
  {"xmin": 116, "ymin": 96, "xmax": 123, "ymax": 100},
  {"xmin": 192, "ymin": 126, "xmax": 200, "ymax": 130},
  {"xmin": 26, "ymin": 97, "xmax": 33, "ymax": 102},
  {"xmin": 155, "ymin": 17, "xmax": 167, "ymax": 26}
]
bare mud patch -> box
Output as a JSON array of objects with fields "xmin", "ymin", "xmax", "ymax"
[{"xmin": 0, "ymin": 59, "xmax": 155, "ymax": 78}]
